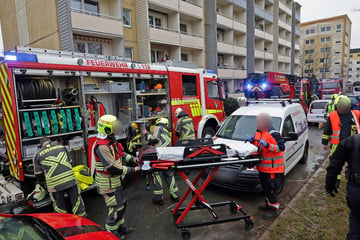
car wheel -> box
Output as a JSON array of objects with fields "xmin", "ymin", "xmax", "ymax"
[
  {"xmin": 202, "ymin": 126, "xmax": 216, "ymax": 138},
  {"xmin": 299, "ymin": 142, "xmax": 309, "ymax": 164},
  {"xmin": 276, "ymin": 174, "xmax": 285, "ymax": 195}
]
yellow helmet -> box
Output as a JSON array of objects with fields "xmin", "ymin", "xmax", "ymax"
[
  {"xmin": 331, "ymin": 94, "xmax": 339, "ymax": 101},
  {"xmin": 155, "ymin": 118, "xmax": 169, "ymax": 127},
  {"xmin": 175, "ymin": 108, "xmax": 183, "ymax": 118},
  {"xmin": 97, "ymin": 115, "xmax": 122, "ymax": 135},
  {"xmin": 335, "ymin": 95, "xmax": 351, "ymax": 114}
]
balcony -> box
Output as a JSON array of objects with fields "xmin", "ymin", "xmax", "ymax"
[
  {"xmin": 233, "ymin": 44, "xmax": 247, "ymax": 56},
  {"xmin": 279, "ymin": 1, "xmax": 292, "ymax": 16},
  {"xmin": 217, "ymin": 14, "xmax": 233, "ymax": 28},
  {"xmin": 278, "ymin": 55, "xmax": 291, "ymax": 63},
  {"xmin": 180, "ymin": 33, "xmax": 203, "ymax": 49},
  {"xmin": 254, "ymin": 6, "xmax": 274, "ymax": 23},
  {"xmin": 278, "ymin": 20, "xmax": 291, "ymax": 32},
  {"xmin": 295, "ymin": 58, "xmax": 300, "ymax": 65},
  {"xmin": 149, "ymin": 0, "xmax": 178, "ymax": 11},
  {"xmin": 218, "ymin": 68, "xmax": 246, "ymax": 79},
  {"xmin": 218, "ymin": 41, "xmax": 234, "ymax": 54},
  {"xmin": 278, "ymin": 37, "xmax": 291, "ymax": 48},
  {"xmin": 149, "ymin": 26, "xmax": 180, "ymax": 46},
  {"xmin": 180, "ymin": 0, "xmax": 203, "ymax": 18},
  {"xmin": 255, "ymin": 28, "xmax": 274, "ymax": 42},
  {"xmin": 233, "ymin": 20, "xmax": 246, "ymax": 33},
  {"xmin": 71, "ymin": 9, "xmax": 123, "ymax": 37}
]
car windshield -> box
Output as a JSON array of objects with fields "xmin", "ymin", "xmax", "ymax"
[
  {"xmin": 217, "ymin": 115, "xmax": 282, "ymax": 140},
  {"xmin": 0, "ymin": 216, "xmax": 44, "ymax": 240},
  {"xmin": 311, "ymin": 101, "xmax": 327, "ymax": 109},
  {"xmin": 349, "ymin": 96, "xmax": 359, "ymax": 104}
]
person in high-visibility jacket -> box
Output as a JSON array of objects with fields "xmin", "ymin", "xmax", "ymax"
[
  {"xmin": 151, "ymin": 118, "xmax": 179, "ymax": 205},
  {"xmin": 247, "ymin": 113, "xmax": 285, "ymax": 220},
  {"xmin": 33, "ymin": 137, "xmax": 86, "ymax": 217},
  {"xmin": 92, "ymin": 115, "xmax": 140, "ymax": 239},
  {"xmin": 324, "ymin": 94, "xmax": 339, "ymax": 120},
  {"xmin": 175, "ymin": 108, "xmax": 195, "ymax": 141},
  {"xmin": 322, "ymin": 95, "xmax": 360, "ymax": 190}
]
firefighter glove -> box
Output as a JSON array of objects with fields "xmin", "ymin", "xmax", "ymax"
[
  {"xmin": 260, "ymin": 140, "xmax": 269, "ymax": 148},
  {"xmin": 325, "ymin": 176, "xmax": 338, "ymax": 197},
  {"xmin": 246, "ymin": 136, "xmax": 255, "ymax": 143}
]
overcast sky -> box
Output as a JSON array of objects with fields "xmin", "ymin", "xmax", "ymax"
[{"xmin": 296, "ymin": 0, "xmax": 360, "ymax": 49}]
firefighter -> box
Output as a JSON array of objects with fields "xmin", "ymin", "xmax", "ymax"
[
  {"xmin": 326, "ymin": 134, "xmax": 360, "ymax": 239},
  {"xmin": 33, "ymin": 137, "xmax": 86, "ymax": 217},
  {"xmin": 247, "ymin": 113, "xmax": 285, "ymax": 220},
  {"xmin": 92, "ymin": 114, "xmax": 140, "ymax": 238},
  {"xmin": 175, "ymin": 108, "xmax": 195, "ymax": 141},
  {"xmin": 151, "ymin": 118, "xmax": 179, "ymax": 205},
  {"xmin": 324, "ymin": 93, "xmax": 339, "ymax": 120},
  {"xmin": 322, "ymin": 95, "xmax": 360, "ymax": 189}
]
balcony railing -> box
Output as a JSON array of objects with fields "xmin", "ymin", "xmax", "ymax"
[
  {"xmin": 71, "ymin": 8, "xmax": 121, "ymax": 21},
  {"xmin": 149, "ymin": 25, "xmax": 202, "ymax": 38},
  {"xmin": 181, "ymin": 0, "xmax": 202, "ymax": 7}
]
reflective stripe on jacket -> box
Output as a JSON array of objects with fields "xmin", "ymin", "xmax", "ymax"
[
  {"xmin": 176, "ymin": 116, "xmax": 195, "ymax": 140},
  {"xmin": 329, "ymin": 110, "xmax": 360, "ymax": 145},
  {"xmin": 254, "ymin": 130, "xmax": 285, "ymax": 174},
  {"xmin": 34, "ymin": 143, "xmax": 76, "ymax": 192}
]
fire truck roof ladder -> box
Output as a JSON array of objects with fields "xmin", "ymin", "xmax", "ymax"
[
  {"xmin": 15, "ymin": 46, "xmax": 132, "ymax": 62},
  {"xmin": 246, "ymin": 98, "xmax": 300, "ymax": 107}
]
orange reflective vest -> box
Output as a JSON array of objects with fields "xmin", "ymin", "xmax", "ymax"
[
  {"xmin": 329, "ymin": 110, "xmax": 360, "ymax": 145},
  {"xmin": 254, "ymin": 130, "xmax": 285, "ymax": 174}
]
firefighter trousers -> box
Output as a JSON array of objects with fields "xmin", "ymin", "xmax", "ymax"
[
  {"xmin": 49, "ymin": 185, "xmax": 87, "ymax": 217},
  {"xmin": 153, "ymin": 170, "xmax": 178, "ymax": 200},
  {"xmin": 259, "ymin": 172, "xmax": 283, "ymax": 210},
  {"xmin": 102, "ymin": 187, "xmax": 127, "ymax": 232},
  {"xmin": 346, "ymin": 183, "xmax": 360, "ymax": 240}
]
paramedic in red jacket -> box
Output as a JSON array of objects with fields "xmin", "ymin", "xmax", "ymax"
[{"xmin": 247, "ymin": 112, "xmax": 285, "ymax": 220}]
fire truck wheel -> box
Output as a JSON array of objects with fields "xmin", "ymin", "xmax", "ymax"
[{"xmin": 202, "ymin": 127, "xmax": 216, "ymax": 138}]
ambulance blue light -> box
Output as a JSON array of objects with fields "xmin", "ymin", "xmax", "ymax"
[
  {"xmin": 247, "ymin": 84, "xmax": 252, "ymax": 90},
  {"xmin": 4, "ymin": 52, "xmax": 38, "ymax": 62},
  {"xmin": 261, "ymin": 83, "xmax": 267, "ymax": 89}
]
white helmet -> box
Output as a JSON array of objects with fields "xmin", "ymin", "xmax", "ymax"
[{"xmin": 175, "ymin": 108, "xmax": 183, "ymax": 118}]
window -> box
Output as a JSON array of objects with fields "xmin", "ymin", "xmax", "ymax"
[
  {"xmin": 357, "ymin": 61, "xmax": 360, "ymax": 64},
  {"xmin": 357, "ymin": 67, "xmax": 360, "ymax": 71},
  {"xmin": 125, "ymin": 47, "xmax": 133, "ymax": 59},
  {"xmin": 320, "ymin": 68, "xmax": 330, "ymax": 73},
  {"xmin": 335, "ymin": 51, "xmax": 340, "ymax": 54},
  {"xmin": 304, "ymin": 69, "xmax": 313, "ymax": 74},
  {"xmin": 305, "ymin": 39, "xmax": 314, "ymax": 45},
  {"xmin": 282, "ymin": 115, "xmax": 295, "ymax": 137},
  {"xmin": 71, "ymin": 0, "xmax": 81, "ymax": 9},
  {"xmin": 207, "ymin": 81, "xmax": 220, "ymax": 99},
  {"xmin": 349, "ymin": 68, "xmax": 353, "ymax": 71},
  {"xmin": 305, "ymin": 29, "xmax": 315, "ymax": 35},
  {"xmin": 305, "ymin": 59, "xmax": 313, "ymax": 64},
  {"xmin": 180, "ymin": 24, "xmax": 187, "ymax": 33},
  {"xmin": 181, "ymin": 53, "xmax": 188, "ymax": 61},
  {"xmin": 321, "ymin": 26, "xmax": 331, "ymax": 32},
  {"xmin": 88, "ymin": 42, "xmax": 102, "ymax": 54},
  {"xmin": 358, "ymin": 54, "xmax": 360, "ymax": 57},
  {"xmin": 182, "ymin": 75, "xmax": 197, "ymax": 97},
  {"xmin": 350, "ymin": 54, "xmax": 353, "ymax": 58},
  {"xmin": 84, "ymin": 0, "xmax": 99, "ymax": 14},
  {"xmin": 320, "ymin": 58, "xmax": 330, "ymax": 63},
  {"xmin": 74, "ymin": 41, "xmax": 102, "ymax": 55},
  {"xmin": 123, "ymin": 9, "xmax": 131, "ymax": 27},
  {"xmin": 334, "ymin": 62, "xmax": 340, "ymax": 65},
  {"xmin": 320, "ymin": 47, "xmax": 330, "ymax": 53},
  {"xmin": 320, "ymin": 37, "xmax": 331, "ymax": 43},
  {"xmin": 350, "ymin": 61, "xmax": 353, "ymax": 64},
  {"xmin": 337, "ymin": 24, "xmax": 342, "ymax": 29},
  {"xmin": 305, "ymin": 49, "xmax": 314, "ymax": 54},
  {"xmin": 150, "ymin": 50, "xmax": 166, "ymax": 62},
  {"xmin": 335, "ymin": 41, "xmax": 341, "ymax": 44},
  {"xmin": 149, "ymin": 16, "xmax": 162, "ymax": 28}
]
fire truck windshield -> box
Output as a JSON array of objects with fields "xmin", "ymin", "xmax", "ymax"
[{"xmin": 322, "ymin": 82, "xmax": 338, "ymax": 89}]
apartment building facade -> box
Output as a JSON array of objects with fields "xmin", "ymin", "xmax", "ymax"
[
  {"xmin": 349, "ymin": 48, "xmax": 360, "ymax": 83},
  {"xmin": 300, "ymin": 15, "xmax": 351, "ymax": 81},
  {"xmin": 0, "ymin": 0, "xmax": 301, "ymax": 93}
]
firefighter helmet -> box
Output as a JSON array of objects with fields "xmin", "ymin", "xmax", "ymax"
[
  {"xmin": 331, "ymin": 94, "xmax": 339, "ymax": 101},
  {"xmin": 175, "ymin": 108, "xmax": 183, "ymax": 118},
  {"xmin": 155, "ymin": 118, "xmax": 169, "ymax": 127},
  {"xmin": 335, "ymin": 95, "xmax": 351, "ymax": 114},
  {"xmin": 97, "ymin": 115, "xmax": 122, "ymax": 135}
]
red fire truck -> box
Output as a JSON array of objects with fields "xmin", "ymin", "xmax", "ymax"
[
  {"xmin": 0, "ymin": 47, "xmax": 225, "ymax": 184},
  {"xmin": 243, "ymin": 72, "xmax": 310, "ymax": 111},
  {"xmin": 317, "ymin": 78, "xmax": 343, "ymax": 99}
]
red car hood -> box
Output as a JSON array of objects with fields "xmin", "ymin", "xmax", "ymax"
[{"xmin": 0, "ymin": 213, "xmax": 118, "ymax": 240}]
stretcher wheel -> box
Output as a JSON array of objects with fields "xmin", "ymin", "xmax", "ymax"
[
  {"xmin": 244, "ymin": 219, "xmax": 254, "ymax": 230},
  {"xmin": 181, "ymin": 228, "xmax": 191, "ymax": 240},
  {"xmin": 230, "ymin": 202, "xmax": 237, "ymax": 214}
]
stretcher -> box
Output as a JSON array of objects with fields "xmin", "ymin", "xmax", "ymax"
[{"xmin": 139, "ymin": 139, "xmax": 260, "ymax": 240}]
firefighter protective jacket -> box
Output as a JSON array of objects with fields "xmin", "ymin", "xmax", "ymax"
[
  {"xmin": 175, "ymin": 112, "xmax": 195, "ymax": 140},
  {"xmin": 253, "ymin": 128, "xmax": 285, "ymax": 174},
  {"xmin": 93, "ymin": 138, "xmax": 136, "ymax": 193},
  {"xmin": 33, "ymin": 143, "xmax": 76, "ymax": 192},
  {"xmin": 154, "ymin": 125, "xmax": 171, "ymax": 147}
]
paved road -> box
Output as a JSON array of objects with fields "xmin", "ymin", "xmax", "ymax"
[{"xmin": 82, "ymin": 126, "xmax": 325, "ymax": 240}]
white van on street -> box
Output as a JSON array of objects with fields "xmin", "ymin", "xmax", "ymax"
[{"xmin": 212, "ymin": 99, "xmax": 309, "ymax": 192}]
